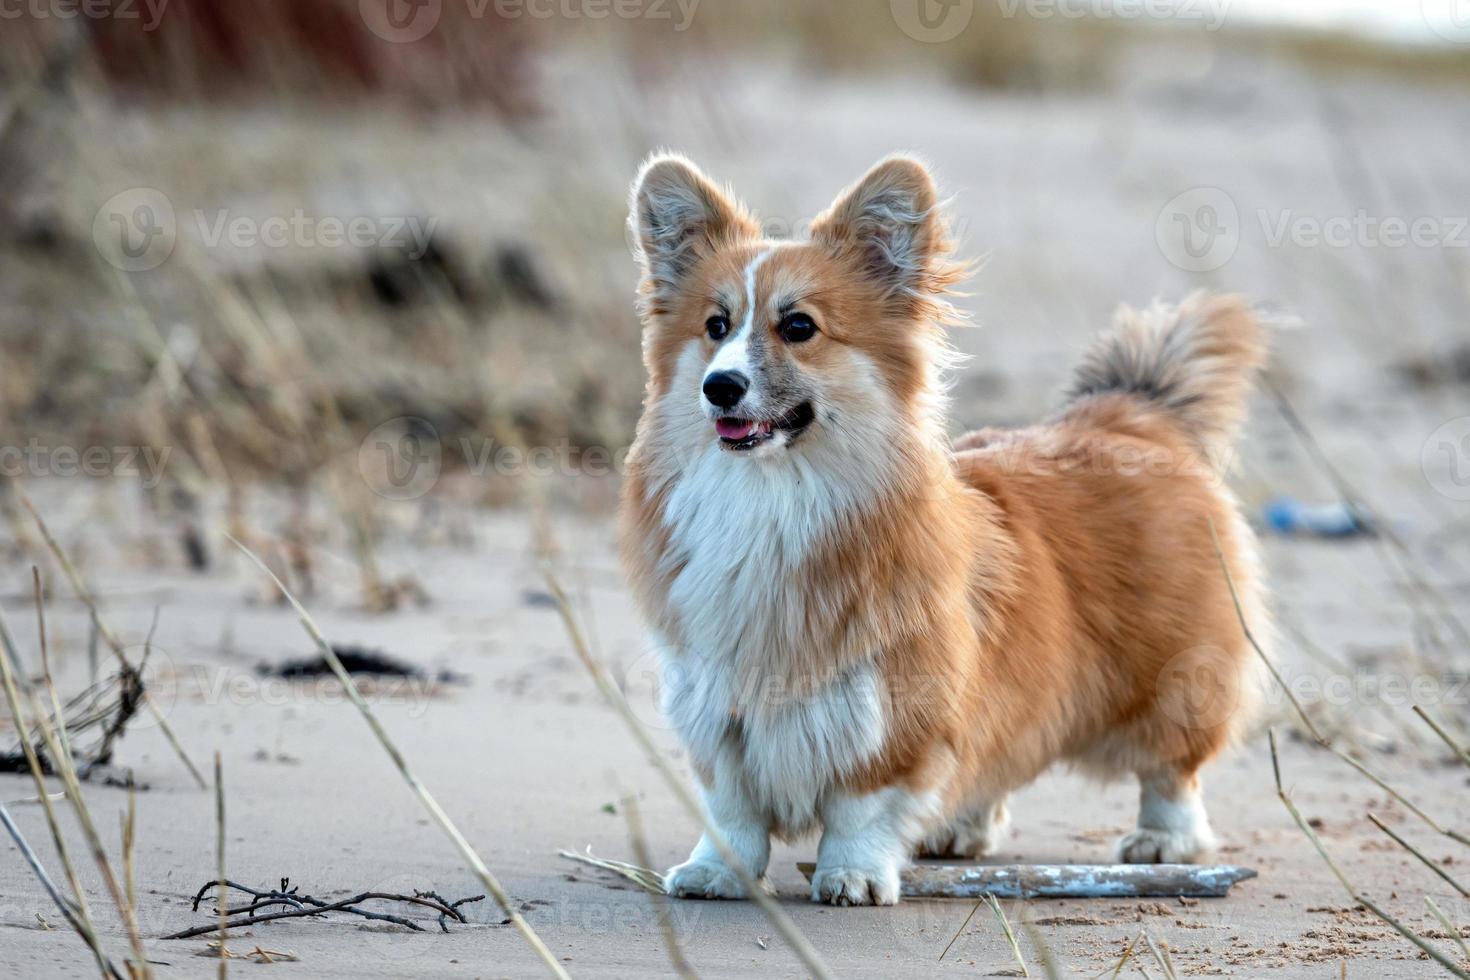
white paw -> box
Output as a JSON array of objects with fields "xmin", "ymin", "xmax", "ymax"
[
  {"xmin": 1116, "ymin": 825, "xmax": 1216, "ymax": 864},
  {"xmin": 665, "ymin": 859, "xmax": 749, "ymax": 899},
  {"xmin": 810, "ymin": 864, "xmax": 901, "ymax": 906}
]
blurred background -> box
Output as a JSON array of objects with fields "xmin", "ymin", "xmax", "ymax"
[
  {"xmin": 3, "ymin": 5, "xmax": 1470, "ymax": 973},
  {"xmin": 1, "ymin": 0, "xmax": 1467, "ymax": 679}
]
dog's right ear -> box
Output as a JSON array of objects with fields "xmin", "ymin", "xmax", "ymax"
[{"xmin": 629, "ymin": 155, "xmax": 757, "ymax": 311}]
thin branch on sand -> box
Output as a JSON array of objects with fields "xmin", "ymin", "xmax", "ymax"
[
  {"xmin": 164, "ymin": 879, "xmax": 485, "ymax": 940},
  {"xmin": 225, "ymin": 535, "xmax": 570, "ymax": 980}
]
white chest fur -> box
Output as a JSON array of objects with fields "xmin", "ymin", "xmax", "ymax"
[{"xmin": 640, "ymin": 341, "xmax": 900, "ymax": 830}]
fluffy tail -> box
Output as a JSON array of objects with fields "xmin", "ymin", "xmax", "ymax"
[{"xmin": 1066, "ymin": 293, "xmax": 1267, "ymax": 468}]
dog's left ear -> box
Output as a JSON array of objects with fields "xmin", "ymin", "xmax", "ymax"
[{"xmin": 812, "ymin": 156, "xmax": 952, "ymax": 302}]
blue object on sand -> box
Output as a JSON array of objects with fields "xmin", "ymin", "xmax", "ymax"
[{"xmin": 1263, "ymin": 497, "xmax": 1368, "ymax": 538}]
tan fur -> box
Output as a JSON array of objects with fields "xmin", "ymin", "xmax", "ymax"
[{"xmin": 620, "ymin": 154, "xmax": 1268, "ymax": 889}]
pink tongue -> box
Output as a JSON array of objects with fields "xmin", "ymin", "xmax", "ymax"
[{"xmin": 716, "ymin": 418, "xmax": 755, "ymax": 440}]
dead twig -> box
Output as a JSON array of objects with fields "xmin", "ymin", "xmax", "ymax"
[
  {"xmin": 13, "ymin": 486, "xmax": 206, "ymax": 789},
  {"xmin": 225, "ymin": 535, "xmax": 569, "ymax": 980},
  {"xmin": 165, "ymin": 879, "xmax": 484, "ymax": 940},
  {"xmin": 1366, "ymin": 813, "xmax": 1469, "ymax": 897}
]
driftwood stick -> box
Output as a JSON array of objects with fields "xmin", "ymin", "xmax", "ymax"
[{"xmin": 795, "ymin": 863, "xmax": 1257, "ymax": 900}]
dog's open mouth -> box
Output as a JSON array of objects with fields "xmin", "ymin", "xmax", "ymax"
[{"xmin": 715, "ymin": 402, "xmax": 815, "ymax": 450}]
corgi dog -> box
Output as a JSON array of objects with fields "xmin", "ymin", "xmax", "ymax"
[{"xmin": 618, "ymin": 153, "xmax": 1268, "ymax": 906}]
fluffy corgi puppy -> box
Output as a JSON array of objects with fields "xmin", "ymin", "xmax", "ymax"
[{"xmin": 619, "ymin": 153, "xmax": 1268, "ymax": 906}]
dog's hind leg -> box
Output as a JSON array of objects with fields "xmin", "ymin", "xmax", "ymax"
[
  {"xmin": 1116, "ymin": 768, "xmax": 1217, "ymax": 864},
  {"xmin": 915, "ymin": 796, "xmax": 1010, "ymax": 859}
]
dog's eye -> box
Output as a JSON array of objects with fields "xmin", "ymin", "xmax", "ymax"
[
  {"xmin": 779, "ymin": 312, "xmax": 817, "ymax": 343},
  {"xmin": 705, "ymin": 315, "xmax": 730, "ymax": 341}
]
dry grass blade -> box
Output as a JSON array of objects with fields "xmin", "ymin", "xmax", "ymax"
[
  {"xmin": 13, "ymin": 486, "xmax": 206, "ymax": 789},
  {"xmin": 1415, "ymin": 706, "xmax": 1470, "ymax": 769},
  {"xmin": 1264, "ymin": 378, "xmax": 1470, "ymax": 654},
  {"xmin": 0, "ymin": 610, "xmax": 117, "ymax": 980},
  {"xmin": 1269, "ymin": 730, "xmax": 1470, "ymax": 978},
  {"xmin": 1096, "ymin": 931, "xmax": 1144, "ymax": 980},
  {"xmin": 938, "ymin": 898, "xmax": 984, "ymax": 962},
  {"xmin": 30, "ymin": 570, "xmax": 153, "ymax": 979},
  {"xmin": 1142, "ymin": 930, "xmax": 1179, "ymax": 980},
  {"xmin": 215, "ymin": 752, "xmax": 228, "ymax": 979},
  {"xmin": 1019, "ymin": 911, "xmax": 1063, "ymax": 980},
  {"xmin": 622, "ymin": 796, "xmax": 699, "ymax": 980},
  {"xmin": 558, "ymin": 847, "xmax": 665, "ymax": 895},
  {"xmin": 1367, "ymin": 813, "xmax": 1469, "ymax": 897},
  {"xmin": 985, "ymin": 893, "xmax": 1030, "ymax": 978},
  {"xmin": 535, "ymin": 538, "xmax": 833, "ymax": 980},
  {"xmin": 224, "ymin": 534, "xmax": 571, "ymax": 980},
  {"xmin": 1426, "ymin": 896, "xmax": 1470, "ymax": 963},
  {"xmin": 1207, "ymin": 518, "xmax": 1470, "ymax": 847},
  {"xmin": 0, "ymin": 802, "xmax": 126, "ymax": 980}
]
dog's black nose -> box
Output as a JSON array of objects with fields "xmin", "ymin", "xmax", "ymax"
[{"xmin": 702, "ymin": 371, "xmax": 748, "ymax": 409}]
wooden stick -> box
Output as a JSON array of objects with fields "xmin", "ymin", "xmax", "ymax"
[{"xmin": 795, "ymin": 862, "xmax": 1256, "ymax": 899}]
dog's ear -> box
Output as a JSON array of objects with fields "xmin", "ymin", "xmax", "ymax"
[
  {"xmin": 629, "ymin": 155, "xmax": 757, "ymax": 310},
  {"xmin": 812, "ymin": 156, "xmax": 952, "ymax": 303}
]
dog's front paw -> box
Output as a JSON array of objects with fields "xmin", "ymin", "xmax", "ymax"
[
  {"xmin": 1116, "ymin": 826, "xmax": 1216, "ymax": 864},
  {"xmin": 665, "ymin": 859, "xmax": 750, "ymax": 899},
  {"xmin": 810, "ymin": 864, "xmax": 901, "ymax": 906}
]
